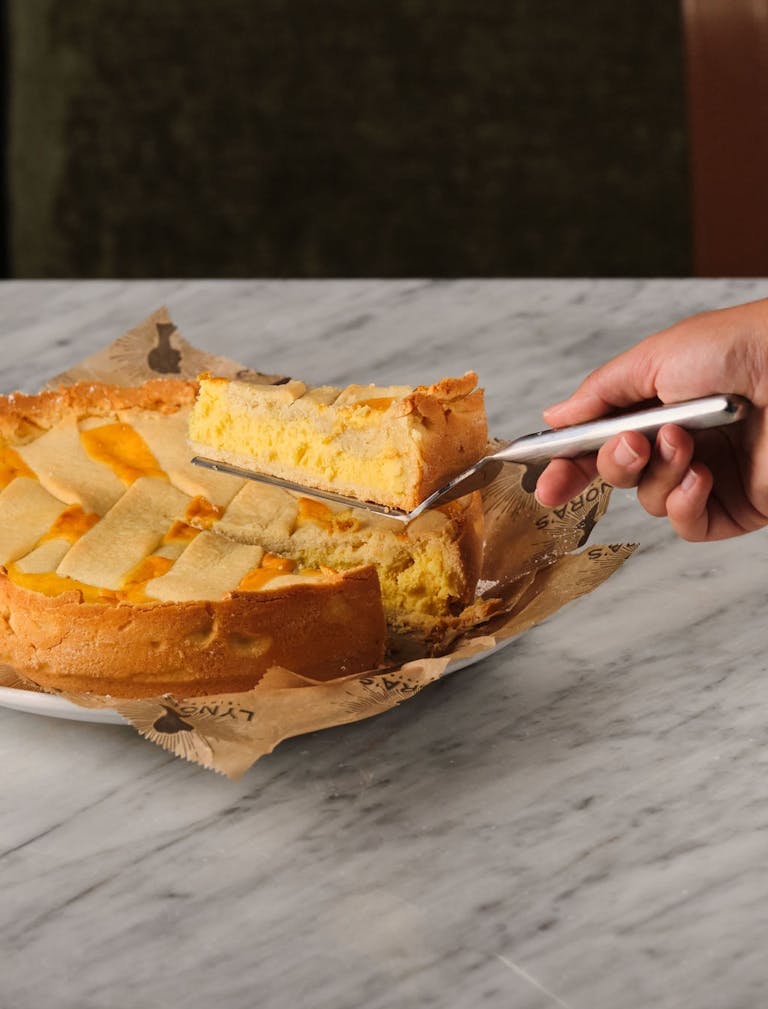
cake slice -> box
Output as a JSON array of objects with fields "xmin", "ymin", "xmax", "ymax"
[{"xmin": 187, "ymin": 372, "xmax": 488, "ymax": 511}]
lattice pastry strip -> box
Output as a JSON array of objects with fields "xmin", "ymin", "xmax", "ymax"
[
  {"xmin": 16, "ymin": 417, "xmax": 126, "ymax": 515},
  {"xmin": 0, "ymin": 477, "xmax": 69, "ymax": 565},
  {"xmin": 56, "ymin": 476, "xmax": 192, "ymax": 590}
]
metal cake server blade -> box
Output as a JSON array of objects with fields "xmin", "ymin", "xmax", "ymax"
[
  {"xmin": 192, "ymin": 394, "xmax": 750, "ymax": 524},
  {"xmin": 191, "ymin": 457, "xmax": 414, "ymax": 518}
]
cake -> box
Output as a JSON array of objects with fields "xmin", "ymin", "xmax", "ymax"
[
  {"xmin": 0, "ymin": 368, "xmax": 489, "ymax": 699},
  {"xmin": 187, "ymin": 372, "xmax": 488, "ymax": 511},
  {"xmin": 0, "ymin": 380, "xmax": 386, "ymax": 697}
]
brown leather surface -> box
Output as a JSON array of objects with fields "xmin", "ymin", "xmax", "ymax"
[{"xmin": 683, "ymin": 0, "xmax": 768, "ymax": 275}]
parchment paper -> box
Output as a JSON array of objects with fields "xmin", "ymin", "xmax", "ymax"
[{"xmin": 0, "ymin": 308, "xmax": 636, "ymax": 776}]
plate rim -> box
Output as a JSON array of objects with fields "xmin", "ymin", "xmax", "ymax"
[{"xmin": 0, "ymin": 637, "xmax": 514, "ymax": 725}]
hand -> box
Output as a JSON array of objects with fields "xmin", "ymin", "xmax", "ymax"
[{"xmin": 534, "ymin": 297, "xmax": 768, "ymax": 541}]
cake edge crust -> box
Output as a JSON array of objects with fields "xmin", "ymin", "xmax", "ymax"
[{"xmin": 0, "ymin": 564, "xmax": 386, "ymax": 698}]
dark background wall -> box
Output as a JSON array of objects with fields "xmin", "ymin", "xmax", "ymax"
[
  {"xmin": 0, "ymin": 0, "xmax": 9, "ymax": 277},
  {"xmin": 4, "ymin": 0, "xmax": 690, "ymax": 278}
]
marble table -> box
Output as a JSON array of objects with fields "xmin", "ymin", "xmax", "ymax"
[{"xmin": 2, "ymin": 279, "xmax": 768, "ymax": 1009}]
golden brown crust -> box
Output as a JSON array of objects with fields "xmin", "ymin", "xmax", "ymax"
[
  {"xmin": 394, "ymin": 371, "xmax": 481, "ymax": 419},
  {"xmin": 407, "ymin": 403, "xmax": 488, "ymax": 511},
  {"xmin": 0, "ymin": 565, "xmax": 385, "ymax": 698},
  {"xmin": 374, "ymin": 372, "xmax": 489, "ymax": 510},
  {"xmin": 0, "ymin": 379, "xmax": 198, "ymax": 440},
  {"xmin": 440, "ymin": 493, "xmax": 485, "ymax": 607}
]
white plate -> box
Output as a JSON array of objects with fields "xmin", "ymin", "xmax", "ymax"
[
  {"xmin": 0, "ymin": 685, "xmax": 129, "ymax": 724},
  {"xmin": 0, "ymin": 638, "xmax": 514, "ymax": 726}
]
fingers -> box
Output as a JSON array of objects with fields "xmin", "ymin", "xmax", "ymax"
[
  {"xmin": 664, "ymin": 463, "xmax": 714, "ymax": 541},
  {"xmin": 636, "ymin": 425, "xmax": 695, "ymax": 517},
  {"xmin": 594, "ymin": 431, "xmax": 651, "ymax": 488},
  {"xmin": 534, "ymin": 431, "xmax": 650, "ymax": 507},
  {"xmin": 542, "ymin": 391, "xmax": 613, "ymax": 429},
  {"xmin": 535, "ymin": 457, "xmax": 597, "ymax": 508},
  {"xmin": 534, "ymin": 423, "xmax": 729, "ymax": 542},
  {"xmin": 635, "ymin": 426, "xmax": 717, "ymax": 540}
]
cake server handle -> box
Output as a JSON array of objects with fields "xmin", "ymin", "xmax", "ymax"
[{"xmin": 494, "ymin": 393, "xmax": 750, "ymax": 465}]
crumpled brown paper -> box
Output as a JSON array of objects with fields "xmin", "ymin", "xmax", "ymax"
[{"xmin": 1, "ymin": 308, "xmax": 636, "ymax": 776}]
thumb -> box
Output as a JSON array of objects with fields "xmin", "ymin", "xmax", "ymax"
[{"xmin": 542, "ymin": 342, "xmax": 660, "ymax": 428}]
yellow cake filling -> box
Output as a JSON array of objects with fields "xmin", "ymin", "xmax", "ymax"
[
  {"xmin": 202, "ymin": 486, "xmax": 479, "ymax": 628},
  {"xmin": 188, "ymin": 377, "xmax": 416, "ymax": 504}
]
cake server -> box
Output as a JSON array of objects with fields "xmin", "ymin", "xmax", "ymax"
[{"xmin": 192, "ymin": 394, "xmax": 750, "ymax": 523}]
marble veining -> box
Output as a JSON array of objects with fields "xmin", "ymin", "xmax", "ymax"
[{"xmin": 2, "ymin": 280, "xmax": 768, "ymax": 1009}]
